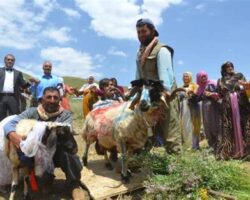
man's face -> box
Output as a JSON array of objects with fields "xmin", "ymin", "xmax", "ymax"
[
  {"xmin": 42, "ymin": 90, "xmax": 60, "ymax": 113},
  {"xmin": 137, "ymin": 25, "xmax": 154, "ymax": 46},
  {"xmin": 104, "ymin": 81, "xmax": 115, "ymax": 98},
  {"xmin": 4, "ymin": 55, "xmax": 15, "ymax": 68},
  {"xmin": 43, "ymin": 62, "xmax": 52, "ymax": 75}
]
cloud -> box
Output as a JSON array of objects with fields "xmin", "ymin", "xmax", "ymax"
[
  {"xmin": 94, "ymin": 54, "xmax": 106, "ymax": 63},
  {"xmin": 42, "ymin": 27, "xmax": 74, "ymax": 44},
  {"xmin": 108, "ymin": 47, "xmax": 127, "ymax": 57},
  {"xmin": 195, "ymin": 3, "xmax": 205, "ymax": 10},
  {"xmin": 61, "ymin": 7, "xmax": 81, "ymax": 18},
  {"xmin": 177, "ymin": 60, "xmax": 184, "ymax": 65},
  {"xmin": 74, "ymin": 0, "xmax": 183, "ymax": 40},
  {"xmin": 0, "ymin": 0, "xmax": 56, "ymax": 49},
  {"xmin": 40, "ymin": 46, "xmax": 103, "ymax": 78}
]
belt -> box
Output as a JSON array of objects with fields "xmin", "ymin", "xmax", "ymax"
[{"xmin": 0, "ymin": 93, "xmax": 14, "ymax": 96}]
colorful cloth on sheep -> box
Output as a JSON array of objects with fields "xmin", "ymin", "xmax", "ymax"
[{"xmin": 84, "ymin": 99, "xmax": 162, "ymax": 151}]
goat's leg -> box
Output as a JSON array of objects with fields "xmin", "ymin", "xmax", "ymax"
[
  {"xmin": 82, "ymin": 141, "xmax": 90, "ymax": 166},
  {"xmin": 120, "ymin": 141, "xmax": 129, "ymax": 184},
  {"xmin": 104, "ymin": 150, "xmax": 113, "ymax": 170},
  {"xmin": 9, "ymin": 167, "xmax": 19, "ymax": 200}
]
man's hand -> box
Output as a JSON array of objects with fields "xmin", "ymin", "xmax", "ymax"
[
  {"xmin": 8, "ymin": 132, "xmax": 23, "ymax": 149},
  {"xmin": 29, "ymin": 78, "xmax": 40, "ymax": 84},
  {"xmin": 163, "ymin": 90, "xmax": 171, "ymax": 101}
]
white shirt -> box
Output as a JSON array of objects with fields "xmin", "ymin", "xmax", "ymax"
[{"xmin": 3, "ymin": 70, "xmax": 14, "ymax": 93}]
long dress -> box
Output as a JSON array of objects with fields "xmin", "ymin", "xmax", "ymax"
[
  {"xmin": 179, "ymin": 82, "xmax": 200, "ymax": 150},
  {"xmin": 201, "ymin": 84, "xmax": 220, "ymax": 150},
  {"xmin": 216, "ymin": 72, "xmax": 247, "ymax": 159}
]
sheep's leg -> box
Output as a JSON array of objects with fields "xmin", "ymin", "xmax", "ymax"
[
  {"xmin": 104, "ymin": 150, "xmax": 113, "ymax": 170},
  {"xmin": 9, "ymin": 167, "xmax": 19, "ymax": 200},
  {"xmin": 23, "ymin": 168, "xmax": 31, "ymax": 200},
  {"xmin": 120, "ymin": 141, "xmax": 129, "ymax": 184},
  {"xmin": 82, "ymin": 141, "xmax": 90, "ymax": 166}
]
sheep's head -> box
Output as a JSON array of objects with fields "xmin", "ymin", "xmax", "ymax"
[
  {"xmin": 129, "ymin": 79, "xmax": 165, "ymax": 112},
  {"xmin": 43, "ymin": 122, "xmax": 77, "ymax": 154}
]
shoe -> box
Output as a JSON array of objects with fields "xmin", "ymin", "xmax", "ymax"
[{"xmin": 72, "ymin": 187, "xmax": 90, "ymax": 200}]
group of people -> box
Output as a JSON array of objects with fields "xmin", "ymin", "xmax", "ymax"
[
  {"xmin": 179, "ymin": 63, "xmax": 250, "ymax": 159},
  {"xmin": 1, "ymin": 17, "xmax": 250, "ymax": 200}
]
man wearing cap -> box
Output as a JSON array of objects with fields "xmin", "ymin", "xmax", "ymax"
[
  {"xmin": 0, "ymin": 54, "xmax": 30, "ymax": 121},
  {"xmin": 135, "ymin": 18, "xmax": 182, "ymax": 153}
]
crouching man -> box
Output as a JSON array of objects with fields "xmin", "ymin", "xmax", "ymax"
[{"xmin": 4, "ymin": 87, "xmax": 88, "ymax": 200}]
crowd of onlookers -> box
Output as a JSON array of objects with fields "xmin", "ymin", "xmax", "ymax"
[
  {"xmin": 179, "ymin": 62, "xmax": 250, "ymax": 160},
  {"xmin": 1, "ymin": 53, "xmax": 250, "ymax": 161}
]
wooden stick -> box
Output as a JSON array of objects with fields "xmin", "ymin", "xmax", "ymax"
[{"xmin": 208, "ymin": 189, "xmax": 237, "ymax": 200}]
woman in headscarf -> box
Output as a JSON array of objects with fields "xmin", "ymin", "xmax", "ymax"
[
  {"xmin": 179, "ymin": 72, "xmax": 199, "ymax": 150},
  {"xmin": 216, "ymin": 61, "xmax": 248, "ymax": 159},
  {"xmin": 196, "ymin": 71, "xmax": 220, "ymax": 151}
]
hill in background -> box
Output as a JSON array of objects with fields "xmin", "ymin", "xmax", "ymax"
[{"xmin": 23, "ymin": 73, "xmax": 87, "ymax": 88}]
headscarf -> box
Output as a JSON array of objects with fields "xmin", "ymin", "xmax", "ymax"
[
  {"xmin": 182, "ymin": 72, "xmax": 193, "ymax": 87},
  {"xmin": 196, "ymin": 71, "xmax": 216, "ymax": 96},
  {"xmin": 221, "ymin": 61, "xmax": 234, "ymax": 77}
]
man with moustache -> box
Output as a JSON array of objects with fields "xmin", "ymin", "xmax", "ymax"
[
  {"xmin": 4, "ymin": 87, "xmax": 89, "ymax": 200},
  {"xmin": 135, "ymin": 18, "xmax": 182, "ymax": 153}
]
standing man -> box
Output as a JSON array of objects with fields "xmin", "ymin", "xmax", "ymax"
[
  {"xmin": 135, "ymin": 18, "xmax": 182, "ymax": 153},
  {"xmin": 0, "ymin": 54, "xmax": 30, "ymax": 121},
  {"xmin": 30, "ymin": 61, "xmax": 62, "ymax": 106}
]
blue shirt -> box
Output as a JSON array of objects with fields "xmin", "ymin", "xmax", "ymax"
[
  {"xmin": 31, "ymin": 74, "xmax": 62, "ymax": 99},
  {"xmin": 136, "ymin": 47, "xmax": 174, "ymax": 91}
]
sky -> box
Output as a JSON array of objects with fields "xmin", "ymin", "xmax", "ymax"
[{"xmin": 0, "ymin": 0, "xmax": 250, "ymax": 87}]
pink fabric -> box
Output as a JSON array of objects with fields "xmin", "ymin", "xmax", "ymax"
[
  {"xmin": 230, "ymin": 92, "xmax": 244, "ymax": 158},
  {"xmin": 196, "ymin": 71, "xmax": 216, "ymax": 96}
]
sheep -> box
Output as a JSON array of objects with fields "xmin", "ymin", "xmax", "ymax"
[
  {"xmin": 82, "ymin": 79, "xmax": 183, "ymax": 183},
  {"xmin": 0, "ymin": 117, "xmax": 74, "ymax": 200}
]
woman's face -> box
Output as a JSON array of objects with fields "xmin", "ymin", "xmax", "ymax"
[
  {"xmin": 226, "ymin": 65, "xmax": 234, "ymax": 75},
  {"xmin": 200, "ymin": 75, "xmax": 207, "ymax": 84},
  {"xmin": 183, "ymin": 74, "xmax": 191, "ymax": 84}
]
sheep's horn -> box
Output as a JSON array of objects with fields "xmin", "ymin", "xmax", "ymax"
[
  {"xmin": 169, "ymin": 88, "xmax": 187, "ymax": 101},
  {"xmin": 128, "ymin": 89, "xmax": 142, "ymax": 110}
]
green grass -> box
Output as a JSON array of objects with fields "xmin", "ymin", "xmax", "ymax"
[{"xmin": 133, "ymin": 149, "xmax": 250, "ymax": 200}]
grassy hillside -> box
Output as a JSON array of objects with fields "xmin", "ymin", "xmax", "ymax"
[
  {"xmin": 63, "ymin": 76, "xmax": 86, "ymax": 88},
  {"xmin": 23, "ymin": 73, "xmax": 87, "ymax": 89}
]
